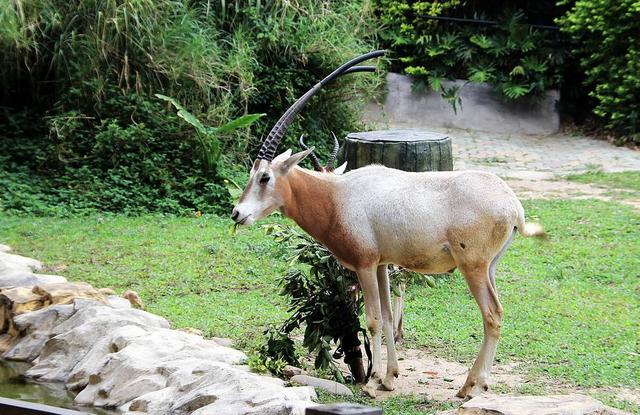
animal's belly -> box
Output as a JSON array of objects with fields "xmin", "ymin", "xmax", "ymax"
[{"xmin": 384, "ymin": 245, "xmax": 456, "ymax": 274}]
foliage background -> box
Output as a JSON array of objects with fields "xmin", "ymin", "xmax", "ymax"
[
  {"xmin": 0, "ymin": 0, "xmax": 381, "ymax": 215},
  {"xmin": 558, "ymin": 0, "xmax": 640, "ymax": 143},
  {"xmin": 375, "ymin": 0, "xmax": 639, "ymax": 143}
]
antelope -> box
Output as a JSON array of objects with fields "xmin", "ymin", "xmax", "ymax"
[{"xmin": 231, "ymin": 50, "xmax": 545, "ymax": 399}]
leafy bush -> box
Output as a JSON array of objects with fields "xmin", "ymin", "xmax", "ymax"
[
  {"xmin": 257, "ymin": 224, "xmax": 437, "ymax": 382},
  {"xmin": 0, "ymin": 88, "xmax": 233, "ymax": 215},
  {"xmin": 0, "ymin": 0, "xmax": 379, "ymax": 215},
  {"xmin": 376, "ymin": 1, "xmax": 568, "ymax": 100},
  {"xmin": 558, "ymin": 0, "xmax": 640, "ymax": 143},
  {"xmin": 260, "ymin": 224, "xmax": 366, "ymax": 383}
]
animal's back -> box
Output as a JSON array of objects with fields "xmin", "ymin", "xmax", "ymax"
[
  {"xmin": 338, "ymin": 165, "xmax": 522, "ymax": 223},
  {"xmin": 335, "ymin": 165, "xmax": 524, "ymax": 271}
]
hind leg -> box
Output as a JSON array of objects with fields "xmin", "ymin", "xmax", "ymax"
[
  {"xmin": 456, "ymin": 261, "xmax": 503, "ymax": 399},
  {"xmin": 392, "ymin": 280, "xmax": 406, "ymax": 344}
]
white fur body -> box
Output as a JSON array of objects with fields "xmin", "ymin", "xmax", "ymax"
[
  {"xmin": 232, "ymin": 149, "xmax": 544, "ymax": 399},
  {"xmin": 327, "ymin": 166, "xmax": 525, "ymax": 273}
]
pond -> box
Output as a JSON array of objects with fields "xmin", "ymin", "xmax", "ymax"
[{"xmin": 0, "ymin": 359, "xmax": 116, "ymax": 414}]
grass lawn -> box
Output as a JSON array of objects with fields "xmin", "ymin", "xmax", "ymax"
[
  {"xmin": 1, "ymin": 197, "xmax": 638, "ymax": 413},
  {"xmin": 566, "ymin": 171, "xmax": 640, "ymax": 200}
]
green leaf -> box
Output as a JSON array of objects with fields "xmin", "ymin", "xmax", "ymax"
[
  {"xmin": 509, "ymin": 65, "xmax": 525, "ymax": 77},
  {"xmin": 469, "ymin": 34, "xmax": 492, "ymax": 49},
  {"xmin": 213, "ymin": 113, "xmax": 265, "ymax": 135},
  {"xmin": 155, "ymin": 94, "xmax": 206, "ymax": 135}
]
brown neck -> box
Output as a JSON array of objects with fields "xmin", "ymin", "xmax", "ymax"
[{"xmin": 278, "ymin": 168, "xmax": 339, "ymax": 244}]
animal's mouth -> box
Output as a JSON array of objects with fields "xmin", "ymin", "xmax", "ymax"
[{"xmin": 237, "ymin": 215, "xmax": 251, "ymax": 225}]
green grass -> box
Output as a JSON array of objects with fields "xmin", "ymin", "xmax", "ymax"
[
  {"xmin": 1, "ymin": 199, "xmax": 639, "ymax": 412},
  {"xmin": 566, "ymin": 171, "xmax": 640, "ymax": 195},
  {"xmin": 0, "ymin": 214, "xmax": 292, "ymax": 348}
]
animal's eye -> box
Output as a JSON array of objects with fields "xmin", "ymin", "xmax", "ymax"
[{"xmin": 259, "ymin": 174, "xmax": 270, "ymax": 184}]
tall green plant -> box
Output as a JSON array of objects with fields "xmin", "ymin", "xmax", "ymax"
[
  {"xmin": 0, "ymin": 0, "xmax": 379, "ymax": 215},
  {"xmin": 155, "ymin": 94, "xmax": 264, "ymax": 172}
]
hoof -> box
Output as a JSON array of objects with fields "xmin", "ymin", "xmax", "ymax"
[
  {"xmin": 381, "ymin": 376, "xmax": 396, "ymax": 391},
  {"xmin": 456, "ymin": 381, "xmax": 489, "ymax": 400},
  {"xmin": 370, "ymin": 371, "xmax": 382, "ymax": 384},
  {"xmin": 362, "ymin": 381, "xmax": 378, "ymax": 398}
]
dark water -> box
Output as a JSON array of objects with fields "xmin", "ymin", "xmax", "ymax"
[{"xmin": 0, "ymin": 360, "xmax": 117, "ymax": 414}]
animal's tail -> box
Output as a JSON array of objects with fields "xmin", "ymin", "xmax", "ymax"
[{"xmin": 517, "ymin": 221, "xmax": 546, "ymax": 238}]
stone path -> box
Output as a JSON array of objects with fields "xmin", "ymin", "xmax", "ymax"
[
  {"xmin": 378, "ymin": 125, "xmax": 640, "ymax": 204},
  {"xmin": 445, "ymin": 128, "xmax": 640, "ymax": 175}
]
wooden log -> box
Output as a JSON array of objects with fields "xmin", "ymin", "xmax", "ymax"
[{"xmin": 342, "ymin": 130, "xmax": 452, "ymax": 172}]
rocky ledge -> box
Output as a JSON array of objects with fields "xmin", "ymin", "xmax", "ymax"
[{"xmin": 0, "ymin": 246, "xmax": 315, "ymax": 414}]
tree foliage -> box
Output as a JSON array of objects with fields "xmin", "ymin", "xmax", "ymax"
[
  {"xmin": 376, "ymin": 1, "xmax": 568, "ymax": 101},
  {"xmin": 558, "ymin": 0, "xmax": 640, "ymax": 143},
  {"xmin": 0, "ymin": 0, "xmax": 379, "ymax": 215}
]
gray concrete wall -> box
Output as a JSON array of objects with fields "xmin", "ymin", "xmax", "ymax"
[{"xmin": 365, "ymin": 73, "xmax": 560, "ymax": 135}]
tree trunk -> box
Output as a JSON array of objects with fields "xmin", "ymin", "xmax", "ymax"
[{"xmin": 342, "ymin": 130, "xmax": 452, "ymax": 172}]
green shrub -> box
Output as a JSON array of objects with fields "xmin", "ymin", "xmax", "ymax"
[
  {"xmin": 261, "ymin": 224, "xmax": 366, "ymax": 382},
  {"xmin": 0, "ymin": 0, "xmax": 379, "ymax": 215},
  {"xmin": 558, "ymin": 0, "xmax": 640, "ymax": 143},
  {"xmin": 376, "ymin": 1, "xmax": 568, "ymax": 101},
  {"xmin": 1, "ymin": 87, "xmax": 232, "ymax": 216},
  {"xmin": 377, "ymin": 0, "xmax": 567, "ymax": 101}
]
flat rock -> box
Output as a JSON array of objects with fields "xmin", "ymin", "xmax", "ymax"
[
  {"xmin": 460, "ymin": 394, "xmax": 631, "ymax": 415},
  {"xmin": 291, "ymin": 375, "xmax": 353, "ymax": 396},
  {"xmin": 71, "ymin": 328, "xmax": 313, "ymax": 414},
  {"xmin": 0, "ymin": 244, "xmax": 11, "ymax": 253},
  {"xmin": 3, "ymin": 304, "xmax": 76, "ymax": 361},
  {"xmin": 32, "ymin": 282, "xmax": 107, "ymax": 305},
  {"xmin": 0, "ymin": 273, "xmax": 67, "ymax": 289},
  {"xmin": 27, "ymin": 304, "xmax": 170, "ymax": 382},
  {"xmin": 106, "ymin": 295, "xmax": 132, "ymax": 309},
  {"xmin": 211, "ymin": 336, "xmax": 234, "ymax": 347},
  {"xmin": 0, "ymin": 252, "xmax": 43, "ymax": 271}
]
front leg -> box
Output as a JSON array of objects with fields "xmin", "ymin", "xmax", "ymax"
[
  {"xmin": 377, "ymin": 265, "xmax": 400, "ymax": 391},
  {"xmin": 357, "ymin": 265, "xmax": 383, "ymax": 398}
]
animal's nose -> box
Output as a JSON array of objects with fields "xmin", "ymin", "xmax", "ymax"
[{"xmin": 231, "ymin": 207, "xmax": 239, "ymax": 222}]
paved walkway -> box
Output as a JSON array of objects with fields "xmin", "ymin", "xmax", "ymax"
[
  {"xmin": 376, "ymin": 125, "xmax": 640, "ymax": 205},
  {"xmin": 444, "ymin": 128, "xmax": 640, "ymax": 176}
]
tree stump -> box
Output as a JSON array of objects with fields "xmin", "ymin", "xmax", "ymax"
[{"xmin": 342, "ymin": 130, "xmax": 452, "ymax": 172}]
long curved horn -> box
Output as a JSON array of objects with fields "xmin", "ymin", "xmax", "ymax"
[
  {"xmin": 299, "ymin": 135, "xmax": 323, "ymax": 171},
  {"xmin": 257, "ymin": 50, "xmax": 385, "ymax": 161},
  {"xmin": 327, "ymin": 132, "xmax": 340, "ymax": 170}
]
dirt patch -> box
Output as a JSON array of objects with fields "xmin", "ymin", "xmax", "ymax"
[
  {"xmin": 335, "ymin": 345, "xmax": 639, "ymax": 409},
  {"xmin": 371, "ymin": 348, "xmax": 525, "ymax": 402},
  {"xmin": 506, "ymin": 178, "xmax": 609, "ymax": 200}
]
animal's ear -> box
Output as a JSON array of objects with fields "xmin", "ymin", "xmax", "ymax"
[
  {"xmin": 273, "ymin": 149, "xmax": 292, "ymax": 163},
  {"xmin": 333, "ymin": 161, "xmax": 347, "ymax": 175},
  {"xmin": 278, "ymin": 148, "xmax": 313, "ymax": 174}
]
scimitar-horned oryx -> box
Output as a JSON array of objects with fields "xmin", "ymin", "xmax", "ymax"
[{"xmin": 231, "ymin": 50, "xmax": 545, "ymax": 399}]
